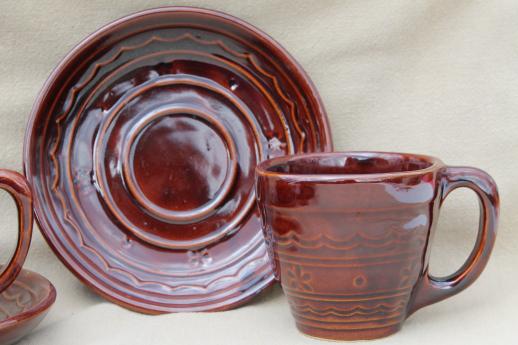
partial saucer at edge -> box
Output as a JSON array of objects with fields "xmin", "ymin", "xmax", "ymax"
[
  {"xmin": 0, "ymin": 269, "xmax": 56, "ymax": 345},
  {"xmin": 24, "ymin": 7, "xmax": 332, "ymax": 313}
]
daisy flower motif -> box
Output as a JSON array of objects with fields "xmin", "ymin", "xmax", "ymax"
[
  {"xmin": 267, "ymin": 137, "xmax": 286, "ymax": 157},
  {"xmin": 187, "ymin": 249, "xmax": 213, "ymax": 268},
  {"xmin": 73, "ymin": 169, "xmax": 95, "ymax": 196},
  {"xmin": 286, "ymin": 265, "xmax": 313, "ymax": 292}
]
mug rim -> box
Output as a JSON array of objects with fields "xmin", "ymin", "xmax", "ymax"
[{"xmin": 256, "ymin": 151, "xmax": 443, "ymax": 182}]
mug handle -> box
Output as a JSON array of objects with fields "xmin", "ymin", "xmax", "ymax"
[
  {"xmin": 408, "ymin": 166, "xmax": 499, "ymax": 314},
  {"xmin": 0, "ymin": 169, "xmax": 33, "ymax": 292}
]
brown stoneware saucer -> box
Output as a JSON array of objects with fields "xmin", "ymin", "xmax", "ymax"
[
  {"xmin": 0, "ymin": 269, "xmax": 56, "ymax": 345},
  {"xmin": 24, "ymin": 7, "xmax": 332, "ymax": 313}
]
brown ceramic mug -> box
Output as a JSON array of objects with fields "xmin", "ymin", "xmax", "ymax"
[
  {"xmin": 0, "ymin": 170, "xmax": 33, "ymax": 292},
  {"xmin": 255, "ymin": 152, "xmax": 498, "ymax": 341}
]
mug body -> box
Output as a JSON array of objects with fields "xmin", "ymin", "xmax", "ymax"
[{"xmin": 256, "ymin": 152, "xmax": 443, "ymax": 340}]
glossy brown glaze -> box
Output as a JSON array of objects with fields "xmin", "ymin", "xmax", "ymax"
[
  {"xmin": 256, "ymin": 152, "xmax": 498, "ymax": 340},
  {"xmin": 0, "ymin": 268, "xmax": 56, "ymax": 345},
  {"xmin": 23, "ymin": 7, "xmax": 332, "ymax": 313},
  {"xmin": 0, "ymin": 170, "xmax": 33, "ymax": 293}
]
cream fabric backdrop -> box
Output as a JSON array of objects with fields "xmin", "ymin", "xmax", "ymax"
[{"xmin": 0, "ymin": 1, "xmax": 516, "ymax": 344}]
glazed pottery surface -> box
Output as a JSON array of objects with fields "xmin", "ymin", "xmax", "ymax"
[
  {"xmin": 0, "ymin": 170, "xmax": 33, "ymax": 293},
  {"xmin": 256, "ymin": 152, "xmax": 498, "ymax": 340},
  {"xmin": 0, "ymin": 268, "xmax": 56, "ymax": 345},
  {"xmin": 23, "ymin": 7, "xmax": 332, "ymax": 313}
]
